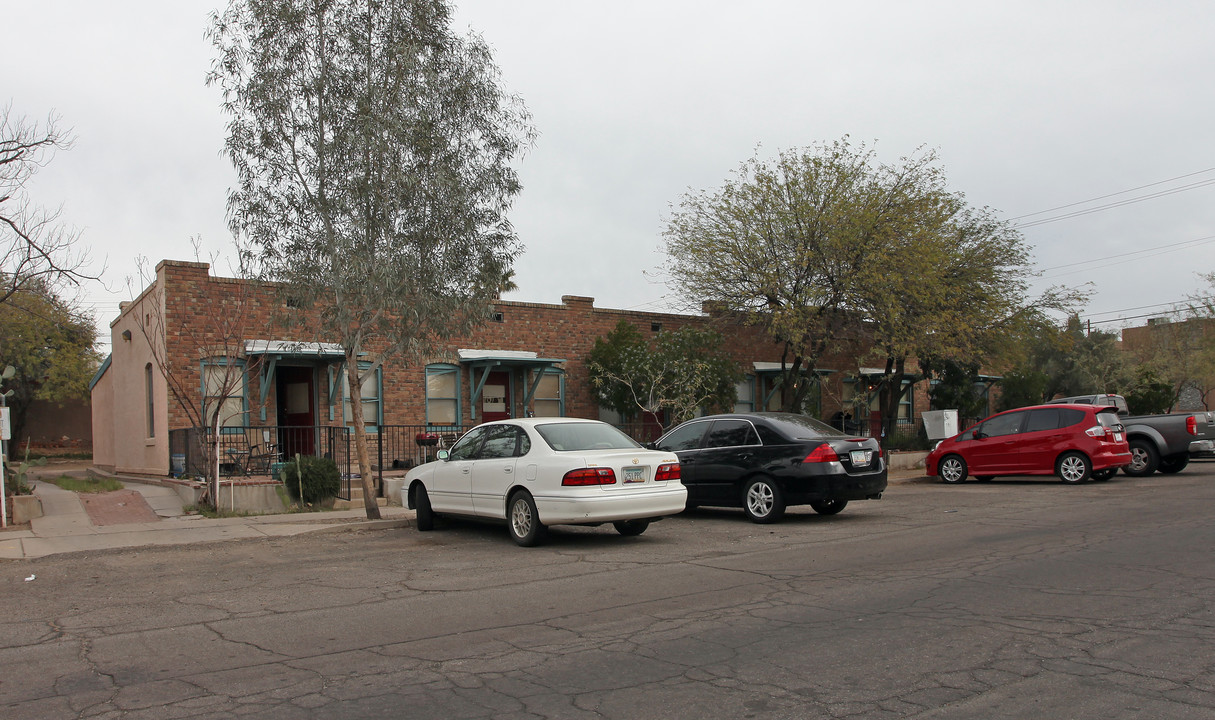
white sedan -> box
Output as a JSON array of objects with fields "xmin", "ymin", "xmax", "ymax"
[{"xmin": 403, "ymin": 418, "xmax": 686, "ymax": 546}]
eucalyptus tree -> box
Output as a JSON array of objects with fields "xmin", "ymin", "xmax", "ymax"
[{"xmin": 209, "ymin": 0, "xmax": 533, "ymax": 518}]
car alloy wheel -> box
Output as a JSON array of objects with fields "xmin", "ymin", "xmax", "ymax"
[
  {"xmin": 742, "ymin": 477, "xmax": 785, "ymax": 523},
  {"xmin": 939, "ymin": 455, "xmax": 968, "ymax": 483},
  {"xmin": 1124, "ymin": 439, "xmax": 1158, "ymax": 476},
  {"xmin": 508, "ymin": 491, "xmax": 547, "ymax": 547},
  {"xmin": 1057, "ymin": 452, "xmax": 1091, "ymax": 483}
]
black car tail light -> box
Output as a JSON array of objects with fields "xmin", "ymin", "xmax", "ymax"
[{"xmin": 803, "ymin": 445, "xmax": 840, "ymax": 463}]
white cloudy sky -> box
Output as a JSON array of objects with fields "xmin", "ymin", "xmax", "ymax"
[{"xmin": 6, "ymin": 1, "xmax": 1215, "ymax": 354}]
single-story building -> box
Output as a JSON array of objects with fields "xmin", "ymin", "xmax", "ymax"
[{"xmin": 90, "ymin": 260, "xmax": 938, "ymax": 482}]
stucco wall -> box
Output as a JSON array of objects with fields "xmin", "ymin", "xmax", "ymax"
[{"xmin": 102, "ymin": 267, "xmax": 171, "ymax": 475}]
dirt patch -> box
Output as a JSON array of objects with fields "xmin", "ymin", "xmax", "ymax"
[{"xmin": 80, "ymin": 490, "xmax": 161, "ymax": 526}]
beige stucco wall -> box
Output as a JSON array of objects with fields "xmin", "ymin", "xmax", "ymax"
[
  {"xmin": 90, "ymin": 363, "xmax": 115, "ymax": 470},
  {"xmin": 102, "ymin": 270, "xmax": 171, "ymax": 476}
]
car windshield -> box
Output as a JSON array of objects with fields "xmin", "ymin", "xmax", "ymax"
[
  {"xmin": 759, "ymin": 413, "xmax": 846, "ymax": 440},
  {"xmin": 535, "ymin": 422, "xmax": 642, "ymax": 452}
]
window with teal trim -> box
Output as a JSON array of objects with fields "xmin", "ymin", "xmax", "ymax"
[
  {"xmin": 342, "ymin": 363, "xmax": 382, "ymax": 432},
  {"xmin": 201, "ymin": 359, "xmax": 247, "ymax": 432},
  {"xmin": 532, "ymin": 369, "xmax": 564, "ymax": 417},
  {"xmin": 733, "ymin": 376, "xmax": 755, "ymax": 413},
  {"xmin": 425, "ymin": 364, "xmax": 461, "ymax": 426}
]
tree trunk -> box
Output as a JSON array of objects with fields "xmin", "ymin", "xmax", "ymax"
[
  {"xmin": 345, "ymin": 355, "xmax": 381, "ymax": 520},
  {"xmin": 878, "ymin": 355, "xmax": 909, "ymax": 443}
]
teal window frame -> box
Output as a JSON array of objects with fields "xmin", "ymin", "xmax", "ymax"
[
  {"xmin": 425, "ymin": 363, "xmax": 462, "ymax": 427},
  {"xmin": 340, "ymin": 362, "xmax": 383, "ymax": 433},
  {"xmin": 734, "ymin": 375, "xmax": 755, "ymax": 413},
  {"xmin": 200, "ymin": 358, "xmax": 248, "ymax": 433},
  {"xmin": 531, "ymin": 368, "xmax": 565, "ymax": 417}
]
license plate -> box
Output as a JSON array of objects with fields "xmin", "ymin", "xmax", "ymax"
[
  {"xmin": 1114, "ymin": 432, "xmax": 1123, "ymax": 441},
  {"xmin": 623, "ymin": 466, "xmax": 646, "ymax": 483},
  {"xmin": 850, "ymin": 450, "xmax": 872, "ymax": 467}
]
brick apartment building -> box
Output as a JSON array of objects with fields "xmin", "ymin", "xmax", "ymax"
[{"xmin": 90, "ymin": 260, "xmax": 932, "ymax": 478}]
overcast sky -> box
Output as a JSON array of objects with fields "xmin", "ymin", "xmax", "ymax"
[{"xmin": 7, "ymin": 1, "xmax": 1215, "ymax": 353}]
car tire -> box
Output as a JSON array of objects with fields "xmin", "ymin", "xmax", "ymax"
[
  {"xmin": 742, "ymin": 477, "xmax": 786, "ymax": 523},
  {"xmin": 613, "ymin": 519, "xmax": 650, "ymax": 536},
  {"xmin": 507, "ymin": 490, "xmax": 547, "ymax": 547},
  {"xmin": 1057, "ymin": 451, "xmax": 1091, "ymax": 483},
  {"xmin": 1124, "ymin": 439, "xmax": 1159, "ymax": 476},
  {"xmin": 809, "ymin": 499, "xmax": 848, "ymax": 515},
  {"xmin": 1091, "ymin": 468, "xmax": 1116, "ymax": 481},
  {"xmin": 939, "ymin": 455, "xmax": 968, "ymax": 483},
  {"xmin": 1157, "ymin": 454, "xmax": 1189, "ymax": 474},
  {"xmin": 414, "ymin": 484, "xmax": 434, "ymax": 532}
]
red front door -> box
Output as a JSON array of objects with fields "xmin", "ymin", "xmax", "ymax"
[{"xmin": 481, "ymin": 371, "xmax": 512, "ymax": 422}]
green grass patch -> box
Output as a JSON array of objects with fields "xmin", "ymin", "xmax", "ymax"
[{"xmin": 43, "ymin": 475, "xmax": 124, "ymax": 493}]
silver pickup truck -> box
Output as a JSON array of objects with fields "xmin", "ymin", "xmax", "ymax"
[{"xmin": 1048, "ymin": 394, "xmax": 1215, "ymax": 476}]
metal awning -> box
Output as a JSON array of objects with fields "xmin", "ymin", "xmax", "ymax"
[
  {"xmin": 245, "ymin": 340, "xmax": 346, "ymax": 357},
  {"xmin": 752, "ymin": 362, "xmax": 836, "ymax": 375},
  {"xmin": 457, "ymin": 349, "xmax": 566, "ymax": 420}
]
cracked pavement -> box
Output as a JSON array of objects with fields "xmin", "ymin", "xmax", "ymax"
[{"xmin": 2, "ymin": 468, "xmax": 1213, "ymax": 719}]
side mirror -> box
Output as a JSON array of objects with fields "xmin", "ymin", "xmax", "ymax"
[
  {"xmin": 436, "ymin": 449, "xmax": 450, "ymax": 461},
  {"xmin": 973, "ymin": 430, "xmax": 988, "ymax": 440}
]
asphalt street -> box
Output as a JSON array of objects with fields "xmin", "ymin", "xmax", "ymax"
[{"xmin": 2, "ymin": 466, "xmax": 1213, "ymax": 719}]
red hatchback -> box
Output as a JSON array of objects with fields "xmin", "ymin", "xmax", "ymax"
[{"xmin": 926, "ymin": 404, "xmax": 1131, "ymax": 483}]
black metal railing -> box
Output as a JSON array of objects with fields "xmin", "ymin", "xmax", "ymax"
[
  {"xmin": 168, "ymin": 424, "xmax": 472, "ymax": 498},
  {"xmin": 375, "ymin": 425, "xmax": 466, "ymax": 472},
  {"xmin": 168, "ymin": 425, "xmax": 354, "ymax": 499}
]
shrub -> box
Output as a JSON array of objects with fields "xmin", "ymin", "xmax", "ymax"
[{"xmin": 279, "ymin": 455, "xmax": 341, "ymax": 504}]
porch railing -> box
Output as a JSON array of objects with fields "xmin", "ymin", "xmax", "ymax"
[
  {"xmin": 168, "ymin": 425, "xmax": 355, "ymax": 499},
  {"xmin": 167, "ymin": 424, "xmax": 468, "ymax": 496}
]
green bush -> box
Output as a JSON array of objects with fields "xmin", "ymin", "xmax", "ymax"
[{"xmin": 279, "ymin": 455, "xmax": 341, "ymax": 504}]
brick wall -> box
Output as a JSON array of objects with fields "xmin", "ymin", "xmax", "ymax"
[{"xmin": 130, "ymin": 260, "xmax": 932, "ymax": 433}]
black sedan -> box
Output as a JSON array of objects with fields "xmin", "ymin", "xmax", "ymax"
[{"xmin": 651, "ymin": 412, "xmax": 887, "ymax": 523}]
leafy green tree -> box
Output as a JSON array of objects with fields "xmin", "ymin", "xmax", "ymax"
[
  {"xmin": 1124, "ymin": 367, "xmax": 1175, "ymax": 415},
  {"xmin": 925, "ymin": 359, "xmax": 991, "ymax": 420},
  {"xmin": 587, "ymin": 321, "xmax": 741, "ymax": 429},
  {"xmin": 663, "ymin": 138, "xmax": 1076, "ymax": 435},
  {"xmin": 209, "ymin": 0, "xmax": 533, "ymax": 518},
  {"xmin": 0, "ymin": 279, "xmax": 99, "ymax": 456},
  {"xmin": 663, "ymin": 139, "xmax": 879, "ymax": 414},
  {"xmin": 994, "ymin": 368, "xmax": 1050, "ymax": 411},
  {"xmin": 994, "ymin": 315, "xmax": 1127, "ymax": 409}
]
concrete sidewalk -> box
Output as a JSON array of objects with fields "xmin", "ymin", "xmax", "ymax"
[
  {"xmin": 2, "ymin": 464, "xmax": 928, "ymax": 561},
  {"xmin": 1, "ymin": 475, "xmax": 414, "ymax": 560}
]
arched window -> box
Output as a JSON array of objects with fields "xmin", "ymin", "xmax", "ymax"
[{"xmin": 145, "ymin": 363, "xmax": 155, "ymax": 438}]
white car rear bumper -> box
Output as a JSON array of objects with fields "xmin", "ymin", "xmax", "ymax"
[{"xmin": 533, "ymin": 486, "xmax": 688, "ymax": 525}]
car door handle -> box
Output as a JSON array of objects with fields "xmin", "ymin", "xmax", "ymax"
[
  {"xmin": 461, "ymin": 467, "xmax": 470, "ymax": 474},
  {"xmin": 503, "ymin": 467, "xmax": 513, "ymax": 474}
]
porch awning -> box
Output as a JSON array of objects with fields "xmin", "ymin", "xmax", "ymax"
[
  {"xmin": 752, "ymin": 362, "xmax": 836, "ymax": 375},
  {"xmin": 245, "ymin": 340, "xmax": 346, "ymax": 358},
  {"xmin": 245, "ymin": 340, "xmax": 347, "ymax": 421},
  {"xmin": 457, "ymin": 349, "xmax": 566, "ymax": 420}
]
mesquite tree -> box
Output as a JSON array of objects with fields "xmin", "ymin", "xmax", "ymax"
[{"xmin": 208, "ymin": 0, "xmax": 533, "ymax": 518}]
